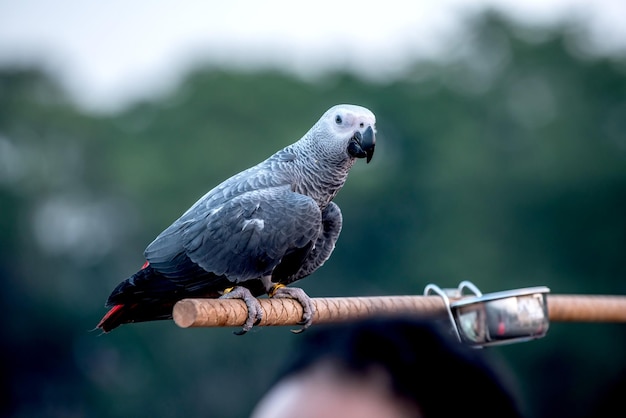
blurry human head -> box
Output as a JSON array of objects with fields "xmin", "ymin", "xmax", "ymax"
[{"xmin": 251, "ymin": 316, "xmax": 523, "ymax": 418}]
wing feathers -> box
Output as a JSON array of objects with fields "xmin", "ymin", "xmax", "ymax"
[{"xmin": 144, "ymin": 185, "xmax": 322, "ymax": 284}]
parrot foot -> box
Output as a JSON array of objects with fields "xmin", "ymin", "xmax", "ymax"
[
  {"xmin": 220, "ymin": 286, "xmax": 263, "ymax": 335},
  {"xmin": 270, "ymin": 285, "xmax": 315, "ymax": 334}
]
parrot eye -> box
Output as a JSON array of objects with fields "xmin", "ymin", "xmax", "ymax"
[{"xmin": 335, "ymin": 115, "xmax": 342, "ymax": 124}]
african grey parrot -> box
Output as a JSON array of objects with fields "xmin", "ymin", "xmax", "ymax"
[{"xmin": 97, "ymin": 104, "xmax": 376, "ymax": 334}]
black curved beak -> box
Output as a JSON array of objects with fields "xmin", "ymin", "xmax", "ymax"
[{"xmin": 347, "ymin": 126, "xmax": 376, "ymax": 163}]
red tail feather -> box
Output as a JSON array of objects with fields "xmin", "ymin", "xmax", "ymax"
[{"xmin": 97, "ymin": 304, "xmax": 126, "ymax": 333}]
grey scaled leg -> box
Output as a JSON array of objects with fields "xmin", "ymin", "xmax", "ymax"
[
  {"xmin": 270, "ymin": 284, "xmax": 315, "ymax": 333},
  {"xmin": 219, "ymin": 286, "xmax": 263, "ymax": 335}
]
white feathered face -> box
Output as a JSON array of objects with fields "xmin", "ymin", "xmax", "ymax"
[{"xmin": 318, "ymin": 104, "xmax": 377, "ymax": 163}]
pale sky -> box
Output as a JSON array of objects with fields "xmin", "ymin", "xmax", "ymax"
[{"xmin": 0, "ymin": 0, "xmax": 624, "ymax": 113}]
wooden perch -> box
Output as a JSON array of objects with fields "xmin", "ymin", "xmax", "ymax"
[
  {"xmin": 547, "ymin": 295, "xmax": 626, "ymax": 322},
  {"xmin": 173, "ymin": 294, "xmax": 626, "ymax": 329}
]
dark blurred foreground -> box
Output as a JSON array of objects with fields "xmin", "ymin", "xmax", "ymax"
[{"xmin": 1, "ymin": 13, "xmax": 625, "ymax": 418}]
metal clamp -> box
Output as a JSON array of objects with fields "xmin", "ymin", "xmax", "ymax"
[{"xmin": 425, "ymin": 281, "xmax": 550, "ymax": 347}]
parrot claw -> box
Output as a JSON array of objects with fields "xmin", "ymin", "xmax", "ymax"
[
  {"xmin": 271, "ymin": 286, "xmax": 315, "ymax": 333},
  {"xmin": 219, "ymin": 286, "xmax": 263, "ymax": 335}
]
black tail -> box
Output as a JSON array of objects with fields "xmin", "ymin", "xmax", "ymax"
[
  {"xmin": 97, "ymin": 263, "xmax": 229, "ymax": 332},
  {"xmin": 96, "ymin": 301, "xmax": 176, "ymax": 332},
  {"xmin": 96, "ymin": 265, "xmax": 180, "ymax": 332}
]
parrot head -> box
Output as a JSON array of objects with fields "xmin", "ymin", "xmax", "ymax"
[{"xmin": 314, "ymin": 104, "xmax": 377, "ymax": 164}]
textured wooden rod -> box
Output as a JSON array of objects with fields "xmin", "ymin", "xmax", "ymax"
[
  {"xmin": 547, "ymin": 295, "xmax": 626, "ymax": 322},
  {"xmin": 172, "ymin": 294, "xmax": 626, "ymax": 329},
  {"xmin": 173, "ymin": 296, "xmax": 446, "ymax": 328}
]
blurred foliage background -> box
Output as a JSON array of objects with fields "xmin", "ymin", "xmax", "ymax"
[{"xmin": 1, "ymin": 12, "xmax": 625, "ymax": 418}]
